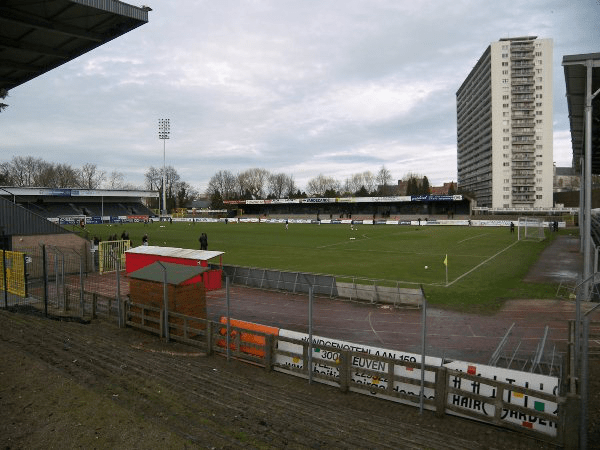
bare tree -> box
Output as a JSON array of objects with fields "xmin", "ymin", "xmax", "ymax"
[
  {"xmin": 268, "ymin": 172, "xmax": 296, "ymax": 199},
  {"xmin": 53, "ymin": 163, "xmax": 79, "ymax": 187},
  {"xmin": 105, "ymin": 170, "xmax": 125, "ymax": 189},
  {"xmin": 306, "ymin": 174, "xmax": 341, "ymax": 197},
  {"xmin": 237, "ymin": 168, "xmax": 270, "ymax": 199},
  {"xmin": 206, "ymin": 170, "xmax": 237, "ymax": 200},
  {"xmin": 362, "ymin": 171, "xmax": 376, "ymax": 194},
  {"xmin": 145, "ymin": 166, "xmax": 162, "ymax": 191},
  {"xmin": 78, "ymin": 163, "xmax": 106, "ymax": 189},
  {"xmin": 344, "ymin": 173, "xmax": 368, "ymax": 195},
  {"xmin": 376, "ymin": 165, "xmax": 392, "ymax": 196},
  {"xmin": 175, "ymin": 181, "xmax": 197, "ymax": 208},
  {"xmin": 6, "ymin": 156, "xmax": 42, "ymax": 186}
]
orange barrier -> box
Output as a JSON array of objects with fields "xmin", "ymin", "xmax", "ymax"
[{"xmin": 218, "ymin": 317, "xmax": 280, "ymax": 358}]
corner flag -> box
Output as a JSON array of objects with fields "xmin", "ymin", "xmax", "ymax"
[{"xmin": 443, "ymin": 254, "xmax": 448, "ymax": 266}]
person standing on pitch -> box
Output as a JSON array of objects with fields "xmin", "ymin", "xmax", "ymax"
[{"xmin": 199, "ymin": 233, "xmax": 208, "ymax": 250}]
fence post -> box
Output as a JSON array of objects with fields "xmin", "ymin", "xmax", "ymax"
[
  {"xmin": 159, "ymin": 308, "xmax": 164, "ymax": 338},
  {"xmin": 339, "ymin": 350, "xmax": 350, "ymax": 392},
  {"xmin": 2, "ymin": 248, "xmax": 7, "ymax": 308},
  {"xmin": 580, "ymin": 317, "xmax": 589, "ymax": 449},
  {"xmin": 79, "ymin": 251, "xmax": 84, "ymax": 318},
  {"xmin": 264, "ymin": 334, "xmax": 273, "ymax": 372},
  {"xmin": 435, "ymin": 367, "xmax": 447, "ymax": 418},
  {"xmin": 42, "ymin": 244, "xmax": 48, "ymax": 317},
  {"xmin": 65, "ymin": 288, "xmax": 70, "ymax": 311},
  {"xmin": 92, "ymin": 293, "xmax": 97, "ymax": 319},
  {"xmin": 206, "ymin": 321, "xmax": 213, "ymax": 356},
  {"xmin": 562, "ymin": 394, "xmax": 581, "ymax": 450},
  {"xmin": 121, "ymin": 298, "xmax": 127, "ymax": 328}
]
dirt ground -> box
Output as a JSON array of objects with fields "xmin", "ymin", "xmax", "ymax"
[
  {"xmin": 0, "ymin": 307, "xmax": 596, "ymax": 450},
  {"xmin": 0, "ymin": 234, "xmax": 598, "ymax": 449}
]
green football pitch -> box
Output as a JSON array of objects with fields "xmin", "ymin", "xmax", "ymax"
[{"xmin": 84, "ymin": 221, "xmax": 566, "ymax": 312}]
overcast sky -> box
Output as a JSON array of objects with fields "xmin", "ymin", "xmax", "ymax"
[{"xmin": 2, "ymin": 0, "xmax": 599, "ymax": 194}]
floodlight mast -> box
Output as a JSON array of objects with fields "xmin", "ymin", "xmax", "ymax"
[{"xmin": 158, "ymin": 118, "xmax": 170, "ymax": 216}]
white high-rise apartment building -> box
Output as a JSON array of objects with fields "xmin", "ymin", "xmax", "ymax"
[{"xmin": 456, "ymin": 36, "xmax": 553, "ymax": 209}]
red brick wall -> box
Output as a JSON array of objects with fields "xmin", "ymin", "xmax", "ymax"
[{"xmin": 129, "ymin": 278, "xmax": 207, "ymax": 334}]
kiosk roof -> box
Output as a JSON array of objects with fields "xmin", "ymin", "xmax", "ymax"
[{"xmin": 126, "ymin": 245, "xmax": 224, "ymax": 261}]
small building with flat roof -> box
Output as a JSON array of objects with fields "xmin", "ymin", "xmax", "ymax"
[{"xmin": 125, "ymin": 246, "xmax": 224, "ymax": 290}]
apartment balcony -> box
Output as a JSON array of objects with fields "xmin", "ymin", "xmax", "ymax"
[
  {"xmin": 511, "ymin": 42, "xmax": 534, "ymax": 51},
  {"xmin": 512, "ymin": 140, "xmax": 536, "ymax": 147},
  {"xmin": 512, "ymin": 96, "xmax": 534, "ymax": 102},
  {"xmin": 512, "ymin": 70, "xmax": 534, "ymax": 77},
  {"xmin": 512, "ymin": 86, "xmax": 534, "ymax": 94},
  {"xmin": 512, "ymin": 62, "xmax": 534, "ymax": 69},
  {"xmin": 511, "ymin": 54, "xmax": 534, "ymax": 61},
  {"xmin": 512, "ymin": 180, "xmax": 535, "ymax": 187},
  {"xmin": 512, "ymin": 148, "xmax": 535, "ymax": 155},
  {"xmin": 511, "ymin": 104, "xmax": 535, "ymax": 111},
  {"xmin": 511, "ymin": 173, "xmax": 535, "ymax": 179},
  {"xmin": 512, "ymin": 198, "xmax": 535, "ymax": 205},
  {"xmin": 511, "ymin": 119, "xmax": 535, "ymax": 127},
  {"xmin": 511, "ymin": 158, "xmax": 535, "ymax": 165},
  {"xmin": 511, "ymin": 129, "xmax": 535, "ymax": 136},
  {"xmin": 511, "ymin": 79, "xmax": 534, "ymax": 86}
]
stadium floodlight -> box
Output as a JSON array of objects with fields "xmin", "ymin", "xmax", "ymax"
[{"xmin": 158, "ymin": 118, "xmax": 170, "ymax": 216}]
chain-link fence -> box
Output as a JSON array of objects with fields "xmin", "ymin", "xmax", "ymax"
[{"xmin": 1, "ymin": 242, "xmax": 128, "ymax": 321}]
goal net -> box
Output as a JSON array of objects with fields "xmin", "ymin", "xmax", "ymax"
[{"xmin": 517, "ymin": 217, "xmax": 546, "ymax": 241}]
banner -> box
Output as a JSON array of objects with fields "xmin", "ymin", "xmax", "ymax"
[{"xmin": 276, "ymin": 329, "xmax": 442, "ymax": 403}]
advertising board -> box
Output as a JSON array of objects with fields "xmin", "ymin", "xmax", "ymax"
[
  {"xmin": 444, "ymin": 361, "xmax": 559, "ymax": 436},
  {"xmin": 276, "ymin": 329, "xmax": 442, "ymax": 404}
]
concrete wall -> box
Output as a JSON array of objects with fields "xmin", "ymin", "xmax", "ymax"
[{"xmin": 336, "ymin": 282, "xmax": 423, "ymax": 307}]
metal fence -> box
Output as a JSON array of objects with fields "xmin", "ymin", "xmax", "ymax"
[
  {"xmin": 120, "ymin": 302, "xmax": 577, "ymax": 449},
  {"xmin": 219, "ymin": 264, "xmax": 424, "ymax": 307},
  {"xmin": 1, "ymin": 243, "xmax": 127, "ymax": 320}
]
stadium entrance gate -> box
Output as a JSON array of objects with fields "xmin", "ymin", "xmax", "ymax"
[{"xmin": 98, "ymin": 240, "xmax": 130, "ymax": 274}]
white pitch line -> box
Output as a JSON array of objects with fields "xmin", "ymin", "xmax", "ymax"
[
  {"xmin": 367, "ymin": 312, "xmax": 386, "ymax": 345},
  {"xmin": 457, "ymin": 233, "xmax": 489, "ymax": 244},
  {"xmin": 446, "ymin": 240, "xmax": 520, "ymax": 287},
  {"xmin": 316, "ymin": 234, "xmax": 370, "ymax": 249}
]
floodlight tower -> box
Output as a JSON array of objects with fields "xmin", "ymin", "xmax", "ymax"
[{"xmin": 158, "ymin": 118, "xmax": 170, "ymax": 216}]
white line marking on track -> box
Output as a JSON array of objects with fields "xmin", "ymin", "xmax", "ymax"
[{"xmin": 367, "ymin": 312, "xmax": 386, "ymax": 345}]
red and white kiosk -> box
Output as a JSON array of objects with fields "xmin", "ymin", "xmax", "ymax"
[{"xmin": 125, "ymin": 245, "xmax": 224, "ymax": 290}]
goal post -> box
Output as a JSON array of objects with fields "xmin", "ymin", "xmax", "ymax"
[{"xmin": 517, "ymin": 217, "xmax": 546, "ymax": 241}]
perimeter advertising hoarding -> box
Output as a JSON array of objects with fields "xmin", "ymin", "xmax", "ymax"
[
  {"xmin": 276, "ymin": 330, "xmax": 442, "ymax": 405},
  {"xmin": 444, "ymin": 361, "xmax": 559, "ymax": 436}
]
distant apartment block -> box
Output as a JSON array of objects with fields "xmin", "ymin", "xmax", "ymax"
[{"xmin": 456, "ymin": 36, "xmax": 553, "ymax": 208}]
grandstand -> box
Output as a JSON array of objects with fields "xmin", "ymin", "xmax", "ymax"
[
  {"xmin": 0, "ymin": 187, "xmax": 158, "ymax": 224},
  {"xmin": 228, "ymin": 194, "xmax": 471, "ymax": 220}
]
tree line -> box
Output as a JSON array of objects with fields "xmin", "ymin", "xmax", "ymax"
[
  {"xmin": 0, "ymin": 156, "xmax": 197, "ymax": 212},
  {"xmin": 206, "ymin": 166, "xmax": 440, "ymax": 208},
  {"xmin": 1, "ymin": 156, "xmax": 445, "ymax": 212}
]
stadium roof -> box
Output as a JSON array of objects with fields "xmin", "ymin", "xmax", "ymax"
[
  {"xmin": 0, "ymin": 186, "xmax": 158, "ymax": 198},
  {"xmin": 0, "ymin": 0, "xmax": 150, "ymax": 94},
  {"xmin": 562, "ymin": 53, "xmax": 600, "ymax": 174}
]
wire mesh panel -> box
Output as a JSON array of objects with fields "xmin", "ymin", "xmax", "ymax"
[
  {"xmin": 221, "ymin": 265, "xmax": 338, "ymax": 297},
  {"xmin": 98, "ymin": 240, "xmax": 130, "ymax": 274},
  {"xmin": 1, "ymin": 243, "xmax": 128, "ymax": 322},
  {"xmin": 0, "ymin": 250, "xmax": 27, "ymax": 298}
]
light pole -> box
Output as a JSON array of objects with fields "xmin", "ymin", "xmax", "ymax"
[{"xmin": 158, "ymin": 118, "xmax": 170, "ymax": 216}]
